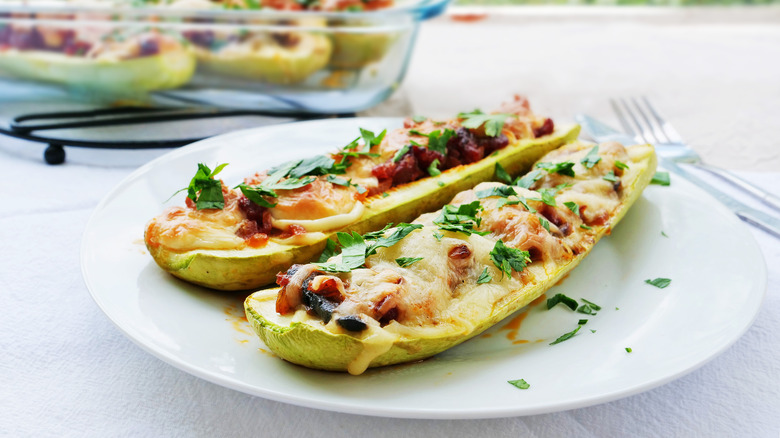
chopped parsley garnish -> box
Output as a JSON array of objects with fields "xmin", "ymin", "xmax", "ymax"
[
  {"xmin": 179, "ymin": 163, "xmax": 229, "ymax": 210},
  {"xmin": 615, "ymin": 160, "xmax": 629, "ymax": 170},
  {"xmin": 314, "ymin": 224, "xmax": 422, "ymax": 273},
  {"xmin": 326, "ymin": 175, "xmax": 366, "ymax": 194},
  {"xmin": 539, "ymin": 216, "xmax": 551, "ymax": 233},
  {"xmin": 516, "ymin": 197, "xmax": 537, "ymax": 213},
  {"xmin": 458, "ymin": 109, "xmax": 514, "ymax": 137},
  {"xmin": 531, "ymin": 183, "xmax": 570, "ymax": 207},
  {"xmin": 564, "ymin": 201, "xmax": 580, "ymax": 216},
  {"xmin": 508, "ymin": 379, "xmax": 530, "ymax": 390},
  {"xmin": 392, "ymin": 145, "xmax": 411, "ymax": 163},
  {"xmin": 495, "ymin": 162, "xmax": 513, "ymax": 184},
  {"xmin": 490, "ymin": 240, "xmax": 531, "ymax": 278},
  {"xmin": 650, "ymin": 171, "xmax": 671, "ymax": 186},
  {"xmin": 577, "ymin": 304, "xmax": 597, "ymax": 315},
  {"xmin": 315, "ymin": 231, "xmax": 367, "ymax": 273},
  {"xmin": 537, "ymin": 161, "xmax": 575, "ymax": 177},
  {"xmin": 433, "ymin": 201, "xmax": 487, "ymax": 236},
  {"xmin": 433, "ymin": 231, "xmax": 443, "ymax": 241},
  {"xmin": 590, "ymin": 329, "xmax": 597, "ymax": 333},
  {"xmin": 625, "ymin": 347, "xmax": 633, "ymax": 353},
  {"xmin": 427, "ymin": 159, "xmax": 442, "ymax": 177},
  {"xmin": 476, "ymin": 185, "xmax": 517, "ymax": 199},
  {"xmin": 287, "ymin": 155, "xmax": 339, "ymax": 178},
  {"xmin": 645, "ymin": 277, "xmax": 672, "ymax": 289},
  {"xmin": 360, "ymin": 127, "xmax": 386, "ymax": 149},
  {"xmin": 661, "ymin": 231, "xmax": 668, "ymax": 238},
  {"xmin": 365, "ymin": 223, "xmax": 423, "ymax": 256},
  {"xmin": 546, "ymin": 293, "xmax": 578, "ymax": 311},
  {"xmin": 396, "ymin": 257, "xmax": 423, "ymax": 268},
  {"xmin": 549, "ymin": 320, "xmax": 587, "ymax": 345},
  {"xmin": 496, "ymin": 198, "xmax": 520, "ymax": 209},
  {"xmin": 580, "ymin": 298, "xmax": 602, "ymax": 311},
  {"xmin": 580, "ymin": 224, "xmax": 593, "ymax": 230},
  {"xmin": 381, "ymin": 192, "xmax": 390, "ymax": 198},
  {"xmin": 477, "ymin": 267, "xmax": 492, "ymax": 284},
  {"xmin": 317, "ymin": 238, "xmax": 338, "ymax": 263},
  {"xmin": 424, "ymin": 129, "xmax": 456, "ymax": 155},
  {"xmin": 237, "ymin": 163, "xmax": 317, "ymax": 208},
  {"xmin": 578, "ymin": 319, "xmax": 588, "ymax": 325},
  {"xmin": 514, "ymin": 169, "xmax": 544, "ymax": 189},
  {"xmin": 603, "ymin": 171, "xmax": 618, "ymax": 183},
  {"xmin": 437, "ymin": 181, "xmax": 445, "ymax": 187},
  {"xmin": 411, "ymin": 115, "xmax": 427, "ymax": 123},
  {"xmin": 581, "ymin": 145, "xmax": 601, "ymax": 169}
]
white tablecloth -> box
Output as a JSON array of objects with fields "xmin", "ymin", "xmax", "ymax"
[{"xmin": 3, "ymin": 11, "xmax": 780, "ymax": 438}]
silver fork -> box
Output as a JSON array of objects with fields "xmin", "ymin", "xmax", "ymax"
[{"xmin": 612, "ymin": 97, "xmax": 780, "ymax": 213}]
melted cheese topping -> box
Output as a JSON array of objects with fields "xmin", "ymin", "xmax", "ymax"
[
  {"xmin": 271, "ymin": 201, "xmax": 364, "ymax": 233},
  {"xmin": 146, "ymin": 192, "xmax": 246, "ymax": 251},
  {"xmin": 277, "ymin": 141, "xmax": 654, "ymax": 373}
]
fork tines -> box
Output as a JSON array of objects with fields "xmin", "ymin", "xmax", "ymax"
[{"xmin": 610, "ymin": 97, "xmax": 684, "ymax": 145}]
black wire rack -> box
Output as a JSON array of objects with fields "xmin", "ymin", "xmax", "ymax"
[{"xmin": 0, "ymin": 106, "xmax": 355, "ymax": 164}]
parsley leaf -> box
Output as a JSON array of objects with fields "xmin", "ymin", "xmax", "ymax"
[
  {"xmin": 317, "ymin": 238, "xmax": 338, "ymax": 263},
  {"xmin": 539, "ymin": 216, "xmax": 551, "ymax": 233},
  {"xmin": 477, "ymin": 267, "xmax": 492, "ymax": 284},
  {"xmin": 433, "ymin": 201, "xmax": 488, "ymax": 236},
  {"xmin": 549, "ymin": 322, "xmax": 585, "ymax": 345},
  {"xmin": 546, "ymin": 293, "xmax": 578, "ymax": 311},
  {"xmin": 476, "ymin": 185, "xmax": 517, "ymax": 199},
  {"xmin": 288, "ymin": 155, "xmax": 337, "ymax": 178},
  {"xmin": 615, "ymin": 160, "xmax": 629, "ymax": 170},
  {"xmin": 425, "ymin": 129, "xmax": 456, "ymax": 155},
  {"xmin": 411, "ymin": 115, "xmax": 427, "ymax": 123},
  {"xmin": 326, "ymin": 175, "xmax": 366, "ymax": 194},
  {"xmin": 433, "ymin": 231, "xmax": 443, "ymax": 241},
  {"xmin": 564, "ymin": 201, "xmax": 580, "ymax": 216},
  {"xmin": 381, "ymin": 192, "xmax": 390, "ymax": 198},
  {"xmin": 490, "ymin": 240, "xmax": 531, "ymax": 278},
  {"xmin": 650, "ymin": 171, "xmax": 671, "ymax": 186},
  {"xmin": 495, "ymin": 162, "xmax": 513, "ymax": 184},
  {"xmin": 532, "ymin": 183, "xmax": 570, "ymax": 207},
  {"xmin": 508, "ymin": 379, "xmax": 530, "ymax": 390},
  {"xmin": 314, "ymin": 232, "xmax": 367, "ymax": 273},
  {"xmin": 237, "ymin": 184, "xmax": 277, "ymax": 208},
  {"xmin": 360, "ymin": 128, "xmax": 386, "ymax": 149},
  {"xmin": 580, "ymin": 298, "xmax": 602, "ymax": 311},
  {"xmin": 625, "ymin": 347, "xmax": 633, "ymax": 353},
  {"xmin": 396, "ymin": 257, "xmax": 423, "ymax": 268},
  {"xmin": 645, "ymin": 277, "xmax": 672, "ymax": 289},
  {"xmin": 458, "ymin": 109, "xmax": 514, "ymax": 137},
  {"xmin": 580, "ymin": 224, "xmax": 593, "ymax": 230},
  {"xmin": 392, "ymin": 145, "xmax": 411, "ymax": 163},
  {"xmin": 180, "ymin": 163, "xmax": 228, "ymax": 210},
  {"xmin": 603, "ymin": 171, "xmax": 618, "ymax": 182},
  {"xmin": 514, "ymin": 169, "xmax": 544, "ymax": 189},
  {"xmin": 578, "ymin": 319, "xmax": 588, "ymax": 325},
  {"xmin": 427, "ymin": 159, "xmax": 442, "ymax": 177},
  {"xmin": 537, "ymin": 161, "xmax": 575, "ymax": 177},
  {"xmin": 581, "ymin": 145, "xmax": 601, "ymax": 169},
  {"xmin": 577, "ymin": 304, "xmax": 597, "ymax": 315},
  {"xmin": 365, "ymin": 223, "xmax": 424, "ymax": 256}
]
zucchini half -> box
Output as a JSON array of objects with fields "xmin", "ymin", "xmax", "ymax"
[
  {"xmin": 147, "ymin": 124, "xmax": 580, "ymax": 291},
  {"xmin": 244, "ymin": 142, "xmax": 657, "ymax": 374},
  {"xmin": 0, "ymin": 48, "xmax": 196, "ymax": 91}
]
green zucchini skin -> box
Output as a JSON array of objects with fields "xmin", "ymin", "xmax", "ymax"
[
  {"xmin": 147, "ymin": 124, "xmax": 580, "ymax": 291},
  {"xmin": 244, "ymin": 143, "xmax": 658, "ymax": 373},
  {"xmin": 0, "ymin": 48, "xmax": 196, "ymax": 91}
]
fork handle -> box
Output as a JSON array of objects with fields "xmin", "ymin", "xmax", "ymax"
[
  {"xmin": 691, "ymin": 162, "xmax": 780, "ymax": 213},
  {"xmin": 662, "ymin": 159, "xmax": 780, "ymax": 240}
]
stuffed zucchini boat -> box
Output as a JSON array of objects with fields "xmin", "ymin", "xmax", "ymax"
[
  {"xmin": 145, "ymin": 96, "xmax": 579, "ymax": 290},
  {"xmin": 0, "ymin": 25, "xmax": 196, "ymax": 91},
  {"xmin": 244, "ymin": 140, "xmax": 657, "ymax": 374}
]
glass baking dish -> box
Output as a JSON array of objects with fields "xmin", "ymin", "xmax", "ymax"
[{"xmin": 0, "ymin": 0, "xmax": 449, "ymax": 113}]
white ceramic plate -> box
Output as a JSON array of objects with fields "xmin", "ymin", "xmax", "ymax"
[{"xmin": 81, "ymin": 118, "xmax": 766, "ymax": 419}]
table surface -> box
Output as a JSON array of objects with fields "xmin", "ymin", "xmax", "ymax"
[{"xmin": 2, "ymin": 11, "xmax": 780, "ymax": 437}]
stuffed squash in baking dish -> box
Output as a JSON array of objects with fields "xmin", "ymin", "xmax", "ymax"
[
  {"xmin": 144, "ymin": 96, "xmax": 579, "ymax": 290},
  {"xmin": 244, "ymin": 140, "xmax": 657, "ymax": 374}
]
